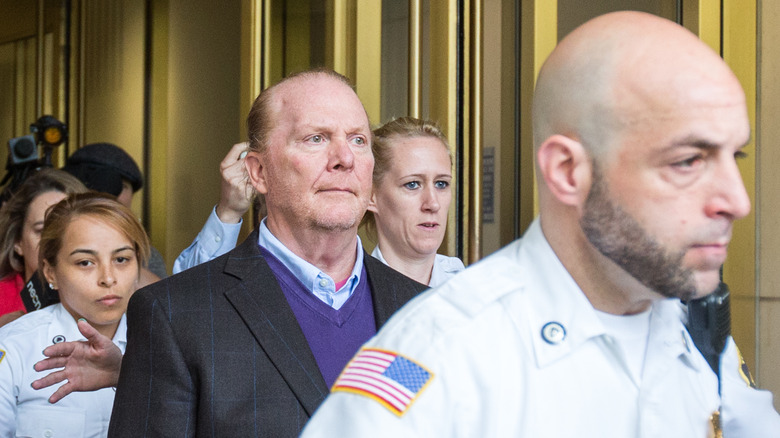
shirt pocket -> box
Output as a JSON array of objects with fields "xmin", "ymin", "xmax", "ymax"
[{"xmin": 15, "ymin": 404, "xmax": 86, "ymax": 438}]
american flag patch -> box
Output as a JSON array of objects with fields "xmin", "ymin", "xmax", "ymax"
[{"xmin": 332, "ymin": 347, "xmax": 433, "ymax": 416}]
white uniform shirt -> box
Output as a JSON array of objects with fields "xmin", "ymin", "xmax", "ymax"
[
  {"xmin": 371, "ymin": 246, "xmax": 464, "ymax": 288},
  {"xmin": 0, "ymin": 304, "xmax": 127, "ymax": 438},
  {"xmin": 304, "ymin": 219, "xmax": 779, "ymax": 437}
]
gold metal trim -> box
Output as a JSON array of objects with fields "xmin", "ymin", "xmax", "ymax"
[
  {"xmin": 36, "ymin": 0, "xmax": 44, "ymax": 116},
  {"xmin": 429, "ymin": 1, "xmax": 459, "ymax": 258},
  {"xmin": 518, "ymin": 0, "xmax": 556, "ymax": 234},
  {"xmin": 722, "ymin": 0, "xmax": 758, "ymax": 381},
  {"xmin": 468, "ymin": 0, "xmax": 483, "ymax": 263},
  {"xmin": 261, "ymin": 0, "xmax": 271, "ymax": 89},
  {"xmin": 408, "ymin": 0, "xmax": 422, "ymax": 118},
  {"xmin": 328, "ymin": 0, "xmax": 349, "ymax": 75},
  {"xmin": 355, "ymin": 0, "xmax": 382, "ymax": 124},
  {"xmin": 682, "ymin": 0, "xmax": 721, "ymax": 53},
  {"xmin": 78, "ymin": 0, "xmax": 86, "ymax": 145}
]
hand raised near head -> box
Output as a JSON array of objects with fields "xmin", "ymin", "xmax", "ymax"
[{"xmin": 216, "ymin": 142, "xmax": 253, "ymax": 224}]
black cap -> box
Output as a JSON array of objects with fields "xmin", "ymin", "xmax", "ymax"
[{"xmin": 63, "ymin": 143, "xmax": 143, "ymax": 196}]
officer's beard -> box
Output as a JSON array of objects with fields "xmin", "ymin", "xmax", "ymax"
[{"xmin": 579, "ymin": 165, "xmax": 697, "ymax": 301}]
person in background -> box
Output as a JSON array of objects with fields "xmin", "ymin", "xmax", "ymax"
[
  {"xmin": 364, "ymin": 117, "xmax": 464, "ymax": 287},
  {"xmin": 301, "ymin": 11, "xmax": 780, "ymax": 437},
  {"xmin": 172, "ymin": 142, "xmax": 255, "ymax": 274},
  {"xmin": 0, "ymin": 169, "xmax": 86, "ymax": 327},
  {"xmin": 0, "ymin": 192, "xmax": 150, "ymax": 437},
  {"xmin": 63, "ymin": 142, "xmax": 167, "ymax": 281}
]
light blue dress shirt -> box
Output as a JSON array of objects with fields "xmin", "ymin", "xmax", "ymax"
[
  {"xmin": 173, "ymin": 206, "xmax": 242, "ymax": 274},
  {"xmin": 257, "ymin": 219, "xmax": 364, "ymax": 310}
]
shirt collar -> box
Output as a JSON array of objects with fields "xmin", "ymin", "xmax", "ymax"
[
  {"xmin": 48, "ymin": 304, "xmax": 128, "ymax": 353},
  {"xmin": 510, "ymin": 218, "xmax": 697, "ymax": 370},
  {"xmin": 257, "ymin": 218, "xmax": 364, "ymax": 309}
]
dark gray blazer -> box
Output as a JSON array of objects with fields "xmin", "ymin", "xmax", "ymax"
[{"xmin": 108, "ymin": 230, "xmax": 427, "ymax": 437}]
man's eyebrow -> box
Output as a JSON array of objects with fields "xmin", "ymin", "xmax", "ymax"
[{"xmin": 668, "ymin": 133, "xmax": 752, "ymax": 150}]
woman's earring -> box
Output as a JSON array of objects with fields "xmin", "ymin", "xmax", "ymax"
[{"xmin": 48, "ymin": 283, "xmax": 56, "ymax": 290}]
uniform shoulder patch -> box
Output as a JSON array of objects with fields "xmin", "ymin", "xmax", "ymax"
[
  {"xmin": 735, "ymin": 345, "xmax": 756, "ymax": 388},
  {"xmin": 0, "ymin": 349, "xmax": 5, "ymax": 365},
  {"xmin": 332, "ymin": 347, "xmax": 433, "ymax": 417}
]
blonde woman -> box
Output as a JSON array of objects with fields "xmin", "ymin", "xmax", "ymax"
[{"xmin": 364, "ymin": 117, "xmax": 464, "ymax": 287}]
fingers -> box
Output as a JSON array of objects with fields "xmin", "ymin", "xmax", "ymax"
[
  {"xmin": 76, "ymin": 319, "xmax": 100, "ymax": 342},
  {"xmin": 221, "ymin": 142, "xmax": 250, "ymax": 168},
  {"xmin": 47, "ymin": 382, "xmax": 75, "ymax": 404},
  {"xmin": 34, "ymin": 356, "xmax": 69, "ymax": 372},
  {"xmin": 31, "ymin": 369, "xmax": 67, "ymax": 390},
  {"xmin": 41, "ymin": 342, "xmax": 76, "ymax": 359}
]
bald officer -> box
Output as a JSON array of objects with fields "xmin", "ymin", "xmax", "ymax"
[{"xmin": 302, "ymin": 11, "xmax": 780, "ymax": 437}]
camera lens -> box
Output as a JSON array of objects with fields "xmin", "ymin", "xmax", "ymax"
[{"xmin": 14, "ymin": 137, "xmax": 36, "ymax": 158}]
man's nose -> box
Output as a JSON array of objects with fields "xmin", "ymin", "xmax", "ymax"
[
  {"xmin": 705, "ymin": 158, "xmax": 751, "ymax": 221},
  {"xmin": 329, "ymin": 137, "xmax": 355, "ymax": 170}
]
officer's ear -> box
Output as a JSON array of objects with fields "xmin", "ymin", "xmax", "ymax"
[{"xmin": 536, "ymin": 134, "xmax": 592, "ymax": 209}]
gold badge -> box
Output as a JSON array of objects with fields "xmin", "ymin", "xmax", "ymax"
[{"xmin": 709, "ymin": 410, "xmax": 722, "ymax": 438}]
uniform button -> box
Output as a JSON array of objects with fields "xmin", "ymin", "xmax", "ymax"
[
  {"xmin": 319, "ymin": 279, "xmax": 328, "ymax": 288},
  {"xmin": 44, "ymin": 430, "xmax": 53, "ymax": 438},
  {"xmin": 541, "ymin": 322, "xmax": 566, "ymax": 344},
  {"xmin": 215, "ymin": 235, "xmax": 222, "ymax": 242}
]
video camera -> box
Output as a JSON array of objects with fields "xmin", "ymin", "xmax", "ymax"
[{"xmin": 1, "ymin": 115, "xmax": 68, "ymax": 204}]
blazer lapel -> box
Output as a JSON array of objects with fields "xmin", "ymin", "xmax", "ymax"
[
  {"xmin": 364, "ymin": 254, "xmax": 428, "ymax": 327},
  {"xmin": 222, "ymin": 230, "xmax": 329, "ymax": 416}
]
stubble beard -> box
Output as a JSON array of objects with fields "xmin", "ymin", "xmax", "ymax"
[
  {"xmin": 306, "ymin": 195, "xmax": 367, "ymax": 233},
  {"xmin": 579, "ymin": 167, "xmax": 699, "ymax": 301}
]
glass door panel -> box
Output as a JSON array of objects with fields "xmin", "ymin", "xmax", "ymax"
[{"xmin": 0, "ymin": 0, "xmax": 70, "ymax": 192}]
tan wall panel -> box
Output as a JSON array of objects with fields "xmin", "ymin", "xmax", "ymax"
[
  {"xmin": 163, "ymin": 0, "xmax": 242, "ymax": 268},
  {"xmin": 758, "ymin": 0, "xmax": 780, "ymax": 403},
  {"xmin": 481, "ymin": 0, "xmax": 504, "ymax": 256},
  {"xmin": 758, "ymin": 300, "xmax": 780, "ymax": 412},
  {"xmin": 758, "ymin": 0, "xmax": 780, "ymax": 300},
  {"xmin": 81, "ymin": 0, "xmax": 145, "ymax": 214},
  {"xmin": 722, "ymin": 0, "xmax": 758, "ymax": 375},
  {"xmin": 731, "ymin": 296, "xmax": 757, "ymax": 372}
]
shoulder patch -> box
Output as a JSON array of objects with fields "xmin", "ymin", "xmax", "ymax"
[
  {"xmin": 332, "ymin": 347, "xmax": 433, "ymax": 416},
  {"xmin": 735, "ymin": 345, "xmax": 756, "ymax": 388},
  {"xmin": 0, "ymin": 349, "xmax": 5, "ymax": 365}
]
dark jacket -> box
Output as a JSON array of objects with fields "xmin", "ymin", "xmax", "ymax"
[{"xmin": 108, "ymin": 229, "xmax": 427, "ymax": 437}]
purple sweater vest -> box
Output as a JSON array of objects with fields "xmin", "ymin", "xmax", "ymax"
[{"xmin": 260, "ymin": 248, "xmax": 377, "ymax": 387}]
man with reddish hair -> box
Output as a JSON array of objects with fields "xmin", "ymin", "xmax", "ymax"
[{"xmin": 106, "ymin": 69, "xmax": 426, "ymax": 436}]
